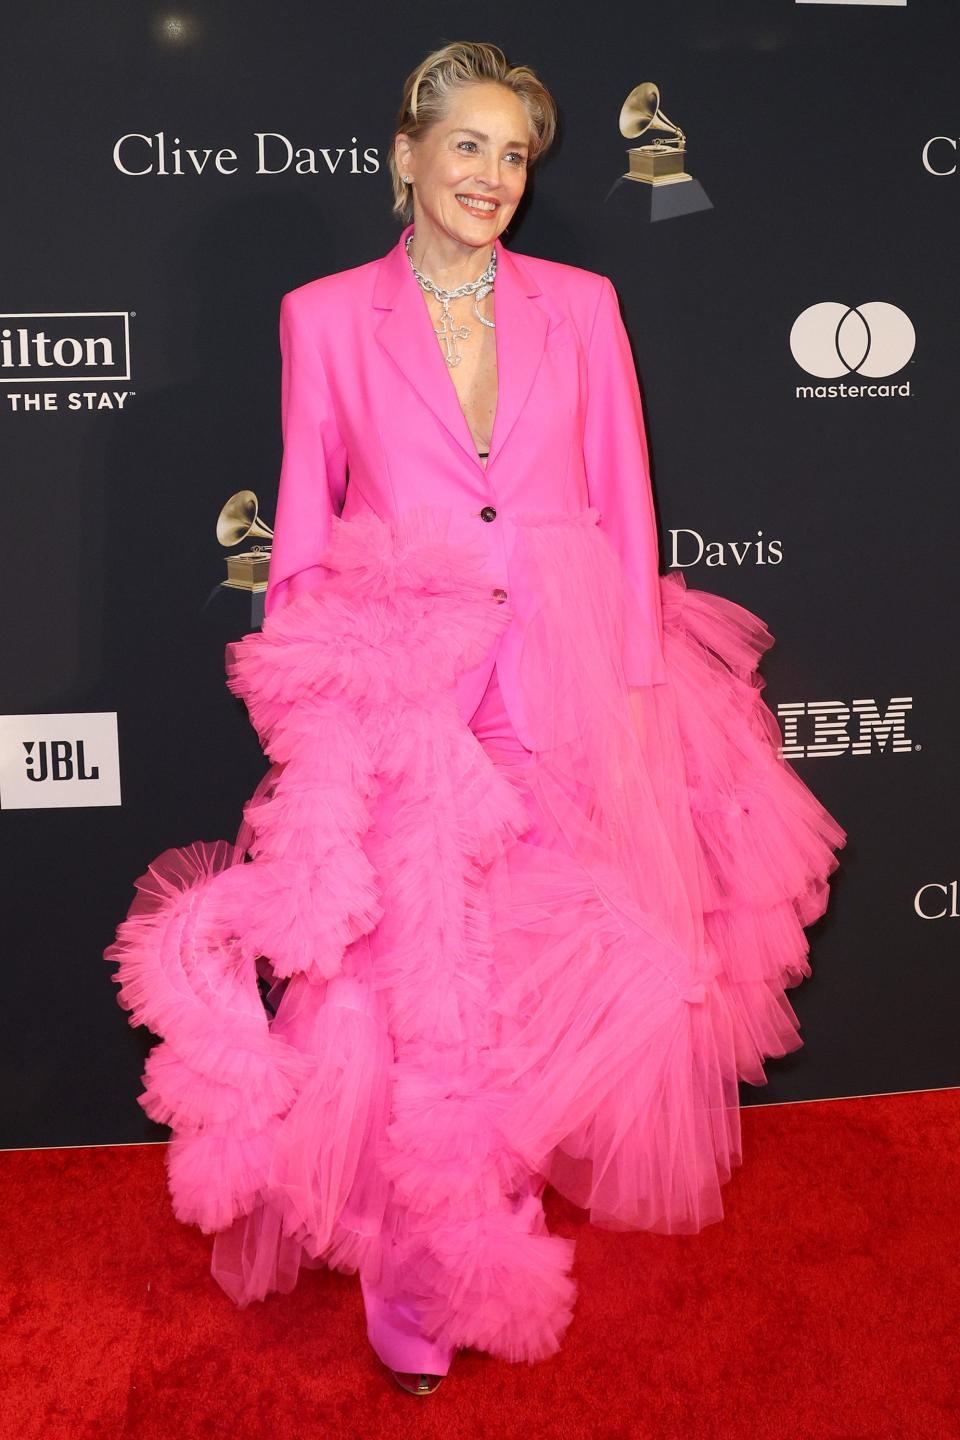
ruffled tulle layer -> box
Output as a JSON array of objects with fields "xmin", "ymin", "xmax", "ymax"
[
  {"xmin": 104, "ymin": 504, "xmax": 845, "ymax": 1365},
  {"xmin": 476, "ymin": 511, "xmax": 846, "ymax": 1238}
]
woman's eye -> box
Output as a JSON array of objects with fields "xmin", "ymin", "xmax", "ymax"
[{"xmin": 457, "ymin": 139, "xmax": 526, "ymax": 166}]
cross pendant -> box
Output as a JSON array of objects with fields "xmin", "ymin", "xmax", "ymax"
[{"xmin": 435, "ymin": 307, "xmax": 470, "ymax": 367}]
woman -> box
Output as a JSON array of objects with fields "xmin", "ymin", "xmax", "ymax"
[{"xmin": 106, "ymin": 41, "xmax": 846, "ymax": 1397}]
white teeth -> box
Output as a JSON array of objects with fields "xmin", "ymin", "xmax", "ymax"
[{"xmin": 456, "ymin": 195, "xmax": 496, "ymax": 212}]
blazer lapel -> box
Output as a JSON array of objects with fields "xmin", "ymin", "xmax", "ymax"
[
  {"xmin": 489, "ymin": 236, "xmax": 552, "ymax": 467},
  {"xmin": 372, "ymin": 222, "xmax": 553, "ymax": 470}
]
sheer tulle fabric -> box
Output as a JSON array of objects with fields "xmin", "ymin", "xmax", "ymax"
[
  {"xmin": 105, "ymin": 504, "xmax": 845, "ymax": 1364},
  {"xmin": 479, "ymin": 509, "xmax": 845, "ymax": 1236}
]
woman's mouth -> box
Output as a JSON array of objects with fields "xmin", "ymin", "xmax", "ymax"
[{"xmin": 455, "ymin": 193, "xmax": 499, "ymax": 215}]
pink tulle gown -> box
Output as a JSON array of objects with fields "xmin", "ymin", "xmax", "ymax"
[{"xmin": 105, "ymin": 504, "xmax": 846, "ymax": 1370}]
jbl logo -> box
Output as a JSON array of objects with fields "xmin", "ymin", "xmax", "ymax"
[
  {"xmin": 23, "ymin": 739, "xmax": 100, "ymax": 783},
  {"xmin": 0, "ymin": 713, "xmax": 120, "ymax": 808}
]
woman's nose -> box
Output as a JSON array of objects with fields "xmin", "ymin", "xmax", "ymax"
[{"xmin": 478, "ymin": 152, "xmax": 500, "ymax": 186}]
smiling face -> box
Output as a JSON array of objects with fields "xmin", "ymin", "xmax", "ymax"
[{"xmin": 395, "ymin": 81, "xmax": 531, "ymax": 257}]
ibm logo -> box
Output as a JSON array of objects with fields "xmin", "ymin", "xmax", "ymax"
[
  {"xmin": 0, "ymin": 713, "xmax": 121, "ymax": 808},
  {"xmin": 1, "ymin": 312, "xmax": 131, "ymax": 384},
  {"xmin": 777, "ymin": 697, "xmax": 913, "ymax": 759}
]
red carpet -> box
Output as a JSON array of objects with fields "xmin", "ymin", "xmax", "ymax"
[{"xmin": 1, "ymin": 1089, "xmax": 957, "ymax": 1440}]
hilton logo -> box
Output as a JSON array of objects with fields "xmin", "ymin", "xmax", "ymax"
[
  {"xmin": 0, "ymin": 713, "xmax": 121, "ymax": 809},
  {"xmin": 2, "ymin": 313, "xmax": 130, "ymax": 382},
  {"xmin": 777, "ymin": 697, "xmax": 913, "ymax": 759},
  {"xmin": 2, "ymin": 312, "xmax": 133, "ymax": 413}
]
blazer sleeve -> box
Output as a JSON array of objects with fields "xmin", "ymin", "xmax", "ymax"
[
  {"xmin": 263, "ymin": 290, "xmax": 348, "ymax": 620},
  {"xmin": 582, "ymin": 275, "xmax": 667, "ymax": 686}
]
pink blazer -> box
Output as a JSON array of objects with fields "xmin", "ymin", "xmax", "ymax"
[{"xmin": 264, "ymin": 219, "xmax": 667, "ymax": 748}]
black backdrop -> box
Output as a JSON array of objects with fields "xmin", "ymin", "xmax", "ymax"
[{"xmin": 3, "ymin": 0, "xmax": 958, "ymax": 1149}]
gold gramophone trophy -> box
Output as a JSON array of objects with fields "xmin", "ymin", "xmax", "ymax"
[
  {"xmin": 620, "ymin": 82, "xmax": 692, "ymax": 186},
  {"xmin": 217, "ymin": 489, "xmax": 274, "ymax": 591}
]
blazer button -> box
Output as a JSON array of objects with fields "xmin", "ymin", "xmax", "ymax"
[
  {"xmin": 480, "ymin": 505, "xmax": 497, "ymax": 522},
  {"xmin": 492, "ymin": 587, "xmax": 508, "ymax": 604}
]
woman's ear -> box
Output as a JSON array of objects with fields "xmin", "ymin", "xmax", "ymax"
[{"xmin": 395, "ymin": 133, "xmax": 413, "ymax": 177}]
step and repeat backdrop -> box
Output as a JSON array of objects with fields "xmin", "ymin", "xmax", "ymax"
[{"xmin": 3, "ymin": 0, "xmax": 958, "ymax": 1147}]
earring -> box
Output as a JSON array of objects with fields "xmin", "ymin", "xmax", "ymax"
[{"xmin": 403, "ymin": 173, "xmax": 412, "ymax": 184}]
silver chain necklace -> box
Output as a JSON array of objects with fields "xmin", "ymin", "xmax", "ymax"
[{"xmin": 405, "ymin": 232, "xmax": 496, "ymax": 368}]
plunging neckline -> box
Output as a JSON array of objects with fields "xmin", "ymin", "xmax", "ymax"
[
  {"xmin": 409, "ymin": 245, "xmax": 500, "ymax": 469},
  {"xmin": 433, "ymin": 298, "xmax": 498, "ymax": 466}
]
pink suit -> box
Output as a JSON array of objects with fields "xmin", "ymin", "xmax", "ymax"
[{"xmin": 265, "ymin": 220, "xmax": 667, "ymax": 748}]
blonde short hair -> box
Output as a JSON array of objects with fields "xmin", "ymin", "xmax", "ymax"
[{"xmin": 388, "ymin": 40, "xmax": 558, "ymax": 221}]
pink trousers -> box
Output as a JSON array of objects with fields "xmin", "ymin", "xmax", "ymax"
[{"xmin": 359, "ymin": 657, "xmax": 547, "ymax": 1375}]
